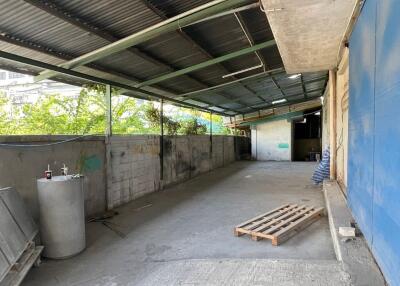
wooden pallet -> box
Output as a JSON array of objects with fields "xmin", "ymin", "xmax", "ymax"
[{"xmin": 234, "ymin": 204, "xmax": 324, "ymax": 246}]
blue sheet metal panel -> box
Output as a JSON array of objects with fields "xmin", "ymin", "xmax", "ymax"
[
  {"xmin": 348, "ymin": 0, "xmax": 376, "ymax": 244},
  {"xmin": 372, "ymin": 0, "xmax": 400, "ymax": 284}
]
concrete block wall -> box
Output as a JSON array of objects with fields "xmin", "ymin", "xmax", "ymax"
[
  {"xmin": 109, "ymin": 135, "xmax": 246, "ymax": 208},
  {"xmin": 0, "ymin": 135, "xmax": 250, "ymax": 217},
  {"xmin": 107, "ymin": 136, "xmax": 160, "ymax": 209},
  {"xmin": 161, "ymin": 135, "xmax": 238, "ymax": 187}
]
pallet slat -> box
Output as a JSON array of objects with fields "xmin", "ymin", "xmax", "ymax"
[
  {"xmin": 234, "ymin": 204, "xmax": 295, "ymax": 236},
  {"xmin": 251, "ymin": 205, "xmax": 309, "ymax": 234},
  {"xmin": 235, "ymin": 204, "xmax": 291, "ymax": 229},
  {"xmin": 234, "ymin": 204, "xmax": 324, "ymax": 246}
]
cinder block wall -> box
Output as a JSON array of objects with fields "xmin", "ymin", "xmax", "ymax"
[
  {"xmin": 106, "ymin": 135, "xmax": 161, "ymax": 209},
  {"xmin": 108, "ymin": 135, "xmax": 241, "ymax": 209},
  {"xmin": 0, "ymin": 135, "xmax": 249, "ymax": 218}
]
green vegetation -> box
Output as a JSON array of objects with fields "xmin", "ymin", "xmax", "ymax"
[{"xmin": 0, "ymin": 86, "xmax": 230, "ymax": 135}]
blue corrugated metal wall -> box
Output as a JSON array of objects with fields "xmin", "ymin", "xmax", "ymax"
[{"xmin": 349, "ymin": 0, "xmax": 400, "ymax": 284}]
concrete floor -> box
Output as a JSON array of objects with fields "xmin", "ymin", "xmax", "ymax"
[{"xmin": 24, "ymin": 161, "xmax": 344, "ymax": 286}]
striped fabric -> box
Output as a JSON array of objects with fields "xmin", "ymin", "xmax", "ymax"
[{"xmin": 312, "ymin": 147, "xmax": 330, "ymax": 184}]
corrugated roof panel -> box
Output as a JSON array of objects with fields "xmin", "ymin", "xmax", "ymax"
[
  {"xmin": 52, "ymin": 0, "xmax": 163, "ymax": 37},
  {"xmin": 0, "ymin": 0, "xmax": 328, "ymax": 115},
  {"xmin": 147, "ymin": 0, "xmax": 214, "ymax": 17}
]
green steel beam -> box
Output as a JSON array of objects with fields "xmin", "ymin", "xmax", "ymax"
[
  {"xmin": 0, "ymin": 51, "xmax": 231, "ymax": 116},
  {"xmin": 178, "ymin": 68, "xmax": 284, "ymax": 99},
  {"xmin": 238, "ymin": 95, "xmax": 322, "ymax": 118},
  {"xmin": 34, "ymin": 0, "xmax": 250, "ymax": 82},
  {"xmin": 244, "ymin": 87, "xmax": 324, "ymax": 110},
  {"xmin": 136, "ymin": 40, "xmax": 276, "ymax": 88},
  {"xmin": 181, "ymin": 71, "xmax": 327, "ymax": 100},
  {"xmin": 240, "ymin": 110, "xmax": 304, "ymax": 126}
]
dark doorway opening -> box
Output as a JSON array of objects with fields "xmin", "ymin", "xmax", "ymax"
[{"xmin": 292, "ymin": 109, "xmax": 322, "ymax": 161}]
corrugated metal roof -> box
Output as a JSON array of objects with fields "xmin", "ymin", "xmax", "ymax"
[{"xmin": 0, "ymin": 0, "xmax": 328, "ymax": 115}]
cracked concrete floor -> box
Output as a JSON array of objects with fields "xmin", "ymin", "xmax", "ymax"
[{"xmin": 24, "ymin": 161, "xmax": 345, "ymax": 285}]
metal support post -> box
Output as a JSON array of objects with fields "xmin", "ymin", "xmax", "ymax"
[
  {"xmin": 105, "ymin": 84, "xmax": 112, "ymax": 137},
  {"xmin": 160, "ymin": 99, "xmax": 164, "ymax": 182},
  {"xmin": 209, "ymin": 112, "xmax": 213, "ymax": 158}
]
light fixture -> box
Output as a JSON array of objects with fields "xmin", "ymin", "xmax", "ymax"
[
  {"xmin": 288, "ymin": 74, "xmax": 301, "ymax": 79},
  {"xmin": 266, "ymin": 8, "xmax": 284, "ymax": 12},
  {"xmin": 222, "ymin": 64, "xmax": 263, "ymax": 78},
  {"xmin": 272, "ymin": 98, "xmax": 287, "ymax": 105}
]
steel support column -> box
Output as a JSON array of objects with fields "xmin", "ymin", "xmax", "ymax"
[
  {"xmin": 160, "ymin": 99, "xmax": 164, "ymax": 182},
  {"xmin": 105, "ymin": 85, "xmax": 112, "ymax": 137},
  {"xmin": 209, "ymin": 112, "xmax": 213, "ymax": 158}
]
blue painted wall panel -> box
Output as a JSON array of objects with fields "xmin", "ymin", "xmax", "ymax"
[
  {"xmin": 348, "ymin": 0, "xmax": 376, "ymax": 245},
  {"xmin": 349, "ymin": 0, "xmax": 400, "ymax": 284},
  {"xmin": 372, "ymin": 0, "xmax": 400, "ymax": 284}
]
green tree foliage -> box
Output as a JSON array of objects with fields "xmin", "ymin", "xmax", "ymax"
[
  {"xmin": 0, "ymin": 92, "xmax": 16, "ymax": 134},
  {"xmin": 0, "ymin": 85, "xmax": 230, "ymax": 135},
  {"xmin": 143, "ymin": 103, "xmax": 210, "ymax": 135}
]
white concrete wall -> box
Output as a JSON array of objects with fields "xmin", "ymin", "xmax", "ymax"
[{"xmin": 251, "ymin": 119, "xmax": 292, "ymax": 161}]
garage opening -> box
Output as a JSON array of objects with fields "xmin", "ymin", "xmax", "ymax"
[{"xmin": 292, "ymin": 109, "xmax": 322, "ymax": 162}]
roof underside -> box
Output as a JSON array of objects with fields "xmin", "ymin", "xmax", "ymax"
[
  {"xmin": 0, "ymin": 0, "xmax": 328, "ymax": 116},
  {"xmin": 261, "ymin": 0, "xmax": 356, "ymax": 73}
]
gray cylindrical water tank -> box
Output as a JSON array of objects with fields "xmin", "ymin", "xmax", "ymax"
[{"xmin": 37, "ymin": 175, "xmax": 85, "ymax": 259}]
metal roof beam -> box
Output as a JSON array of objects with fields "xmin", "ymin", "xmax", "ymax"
[
  {"xmin": 136, "ymin": 40, "xmax": 276, "ymax": 88},
  {"xmin": 238, "ymin": 95, "xmax": 322, "ymax": 114},
  {"xmin": 182, "ymin": 73, "xmax": 326, "ymax": 103},
  {"xmin": 250, "ymin": 87, "xmax": 324, "ymax": 108},
  {"xmin": 23, "ymin": 0, "xmax": 224, "ymax": 95},
  {"xmin": 185, "ymin": 3, "xmax": 260, "ymax": 27},
  {"xmin": 22, "ymin": 0, "xmax": 165, "ymax": 68},
  {"xmin": 0, "ymin": 33, "xmax": 179, "ymax": 98},
  {"xmin": 140, "ymin": 0, "xmax": 250, "ymax": 109},
  {"xmin": 300, "ymin": 74, "xmax": 307, "ymax": 98},
  {"xmin": 34, "ymin": 0, "xmax": 250, "ymax": 82},
  {"xmin": 0, "ymin": 51, "xmax": 233, "ymax": 116},
  {"xmin": 178, "ymin": 68, "xmax": 284, "ymax": 99},
  {"xmin": 140, "ymin": 0, "xmax": 266, "ymax": 110}
]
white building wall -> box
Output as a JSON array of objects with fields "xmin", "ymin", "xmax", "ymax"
[{"xmin": 251, "ymin": 119, "xmax": 292, "ymax": 161}]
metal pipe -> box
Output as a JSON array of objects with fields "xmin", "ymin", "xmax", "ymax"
[
  {"xmin": 35, "ymin": 0, "xmax": 250, "ymax": 82},
  {"xmin": 222, "ymin": 64, "xmax": 263, "ymax": 78},
  {"xmin": 179, "ymin": 68, "xmax": 284, "ymax": 99},
  {"xmin": 136, "ymin": 40, "xmax": 276, "ymax": 88},
  {"xmin": 185, "ymin": 3, "xmax": 259, "ymax": 27},
  {"xmin": 234, "ymin": 12, "xmax": 264, "ymax": 67}
]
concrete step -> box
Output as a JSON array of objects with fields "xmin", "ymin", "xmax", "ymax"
[
  {"xmin": 137, "ymin": 258, "xmax": 351, "ymax": 286},
  {"xmin": 323, "ymin": 180, "xmax": 386, "ymax": 286}
]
